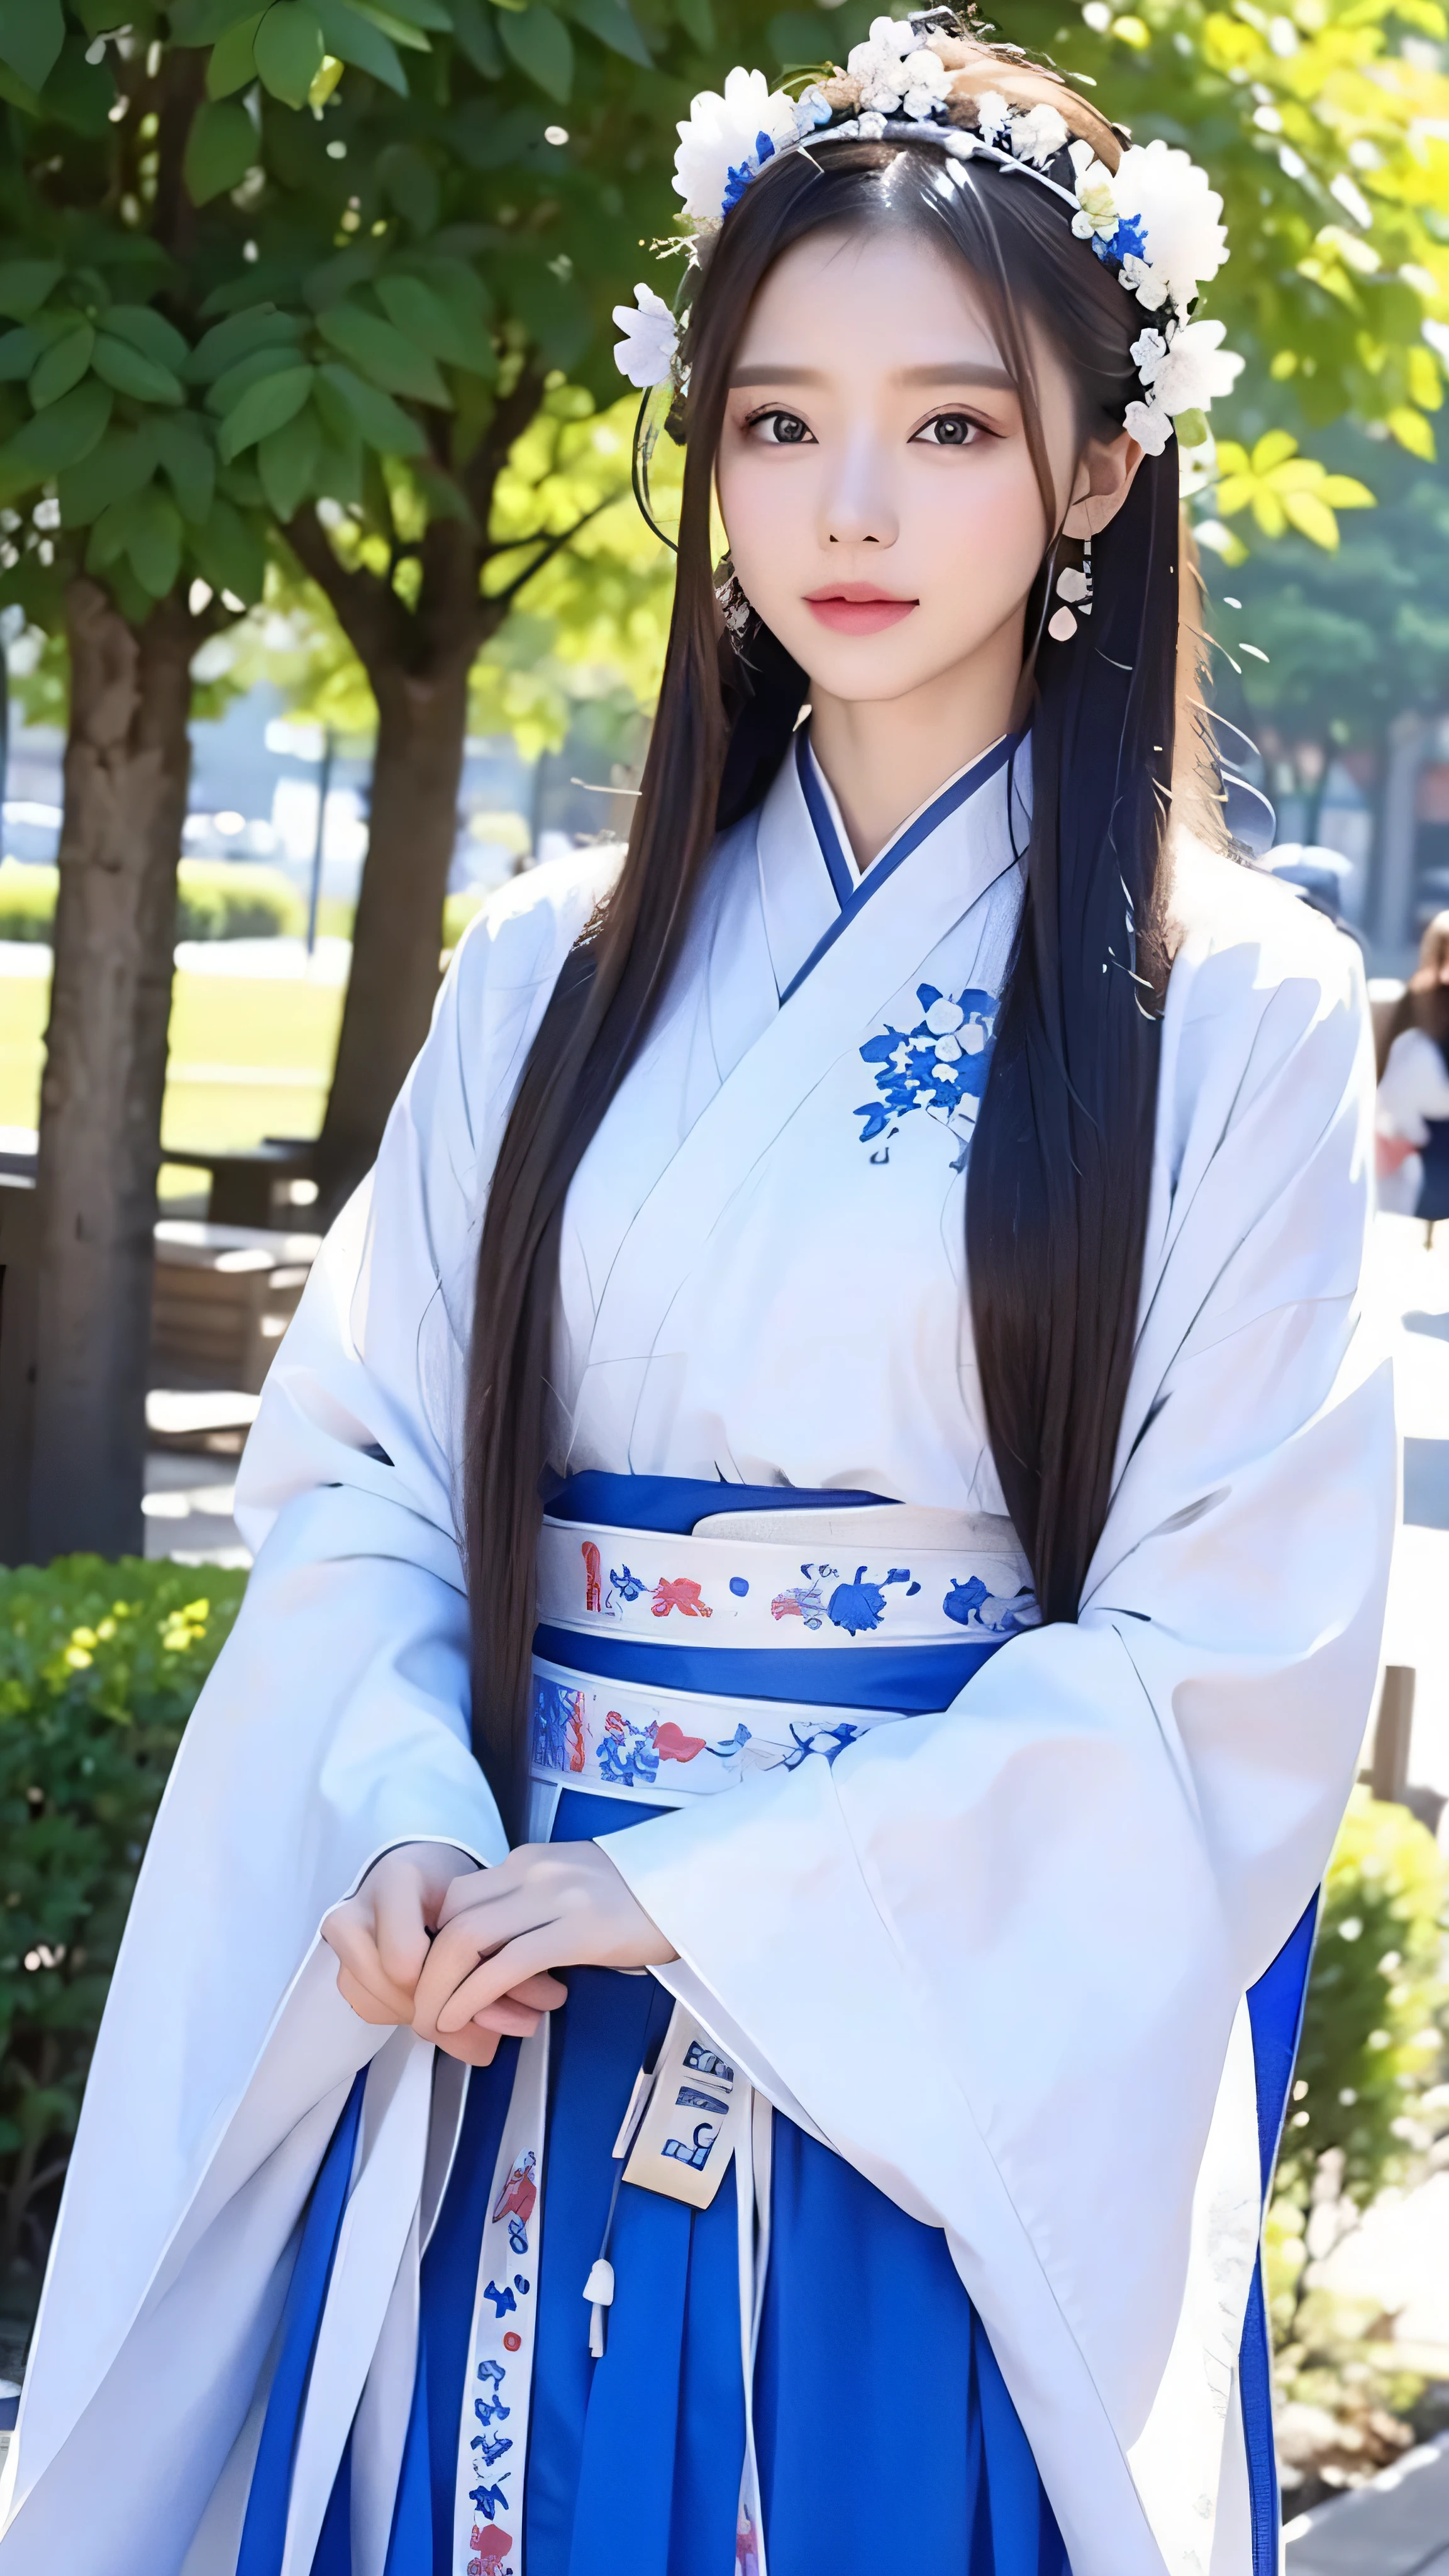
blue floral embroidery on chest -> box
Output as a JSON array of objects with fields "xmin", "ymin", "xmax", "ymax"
[{"xmin": 854, "ymin": 982, "xmax": 999, "ymax": 1167}]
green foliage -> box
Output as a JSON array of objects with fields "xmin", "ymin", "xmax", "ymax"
[
  {"xmin": 0, "ymin": 1557, "xmax": 247, "ymax": 2277},
  {"xmin": 1201, "ymin": 434, "xmax": 1449, "ymax": 753},
  {"xmin": 1277, "ymin": 1789, "xmax": 1446, "ymax": 2214},
  {"xmin": 0, "ymin": 857, "xmax": 55, "ymax": 940},
  {"xmin": 0, "ymin": 855, "xmax": 304, "ymax": 942}
]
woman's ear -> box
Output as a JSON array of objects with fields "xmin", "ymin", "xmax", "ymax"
[{"xmin": 1062, "ymin": 428, "xmax": 1145, "ymax": 540}]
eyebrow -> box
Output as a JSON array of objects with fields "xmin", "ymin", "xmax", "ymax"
[{"xmin": 730, "ymin": 360, "xmax": 1016, "ymax": 391}]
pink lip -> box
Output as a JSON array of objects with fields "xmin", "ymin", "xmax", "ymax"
[{"xmin": 805, "ymin": 584, "xmax": 918, "ymax": 635}]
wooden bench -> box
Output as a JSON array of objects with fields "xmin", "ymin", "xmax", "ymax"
[{"xmin": 150, "ymin": 1220, "xmax": 320, "ymax": 1396}]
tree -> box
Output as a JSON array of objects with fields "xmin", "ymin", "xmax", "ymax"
[
  {"xmin": 0, "ymin": 0, "xmax": 736, "ymax": 1556},
  {"xmin": 3, "ymin": 0, "xmax": 1449, "ymax": 1553}
]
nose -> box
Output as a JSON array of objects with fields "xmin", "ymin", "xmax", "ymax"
[{"xmin": 820, "ymin": 426, "xmax": 897, "ymax": 550}]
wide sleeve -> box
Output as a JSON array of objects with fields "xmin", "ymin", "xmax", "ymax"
[
  {"xmin": 601, "ymin": 874, "xmax": 1396, "ymax": 2576},
  {"xmin": 7, "ymin": 855, "xmax": 610, "ymax": 2530}
]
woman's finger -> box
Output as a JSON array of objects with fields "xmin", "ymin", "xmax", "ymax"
[
  {"xmin": 325, "ymin": 1907, "xmax": 416, "ymax": 2022},
  {"xmin": 335, "ymin": 1963, "xmax": 408, "ymax": 2026},
  {"xmin": 469, "ymin": 1997, "xmax": 543, "ymax": 2038},
  {"xmin": 433, "ymin": 2020, "xmax": 502, "ymax": 2068},
  {"xmin": 434, "ymin": 1928, "xmax": 570, "ymax": 2034},
  {"xmin": 412, "ymin": 1896, "xmax": 558, "ymax": 2028},
  {"xmin": 502, "ymin": 1970, "xmax": 569, "ymax": 2011},
  {"xmin": 372, "ymin": 1873, "xmax": 433, "ymax": 1994}
]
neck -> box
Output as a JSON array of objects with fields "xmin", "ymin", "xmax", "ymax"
[{"xmin": 806, "ymin": 614, "xmax": 1024, "ymax": 869}]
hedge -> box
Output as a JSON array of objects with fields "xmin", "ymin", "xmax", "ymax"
[
  {"xmin": 0, "ymin": 1557, "xmax": 246, "ymax": 2307},
  {"xmin": 0, "ymin": 856, "xmax": 303, "ymax": 944}
]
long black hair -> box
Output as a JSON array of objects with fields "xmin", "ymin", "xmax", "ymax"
[{"xmin": 465, "ymin": 94, "xmax": 1187, "ymax": 1837}]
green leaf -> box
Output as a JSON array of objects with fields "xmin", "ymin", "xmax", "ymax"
[
  {"xmin": 316, "ymin": 358, "xmax": 425, "ymax": 455},
  {"xmin": 450, "ymin": 0, "xmax": 502, "ymax": 74},
  {"xmin": 674, "ymin": 0, "xmax": 712, "ymax": 44},
  {"xmin": 0, "ymin": 377, "xmax": 111, "ymax": 479},
  {"xmin": 29, "ymin": 321, "xmax": 95, "ymax": 409},
  {"xmin": 303, "ymin": 245, "xmax": 380, "ymax": 311},
  {"xmin": 0, "ymin": 0, "xmax": 64, "ymax": 94},
  {"xmin": 92, "ymin": 335, "xmax": 185, "ymax": 406},
  {"xmin": 103, "ymin": 306, "xmax": 191, "ymax": 376},
  {"xmin": 499, "ymin": 4, "xmax": 573, "ymax": 99},
  {"xmin": 190, "ymin": 305, "xmax": 304, "ymax": 383},
  {"xmin": 129, "ymin": 486, "xmax": 185, "ymax": 597},
  {"xmin": 152, "ymin": 416, "xmax": 217, "ymax": 523},
  {"xmin": 206, "ymin": 13, "xmax": 265, "ymax": 97},
  {"xmin": 0, "ymin": 262, "xmax": 62, "ymax": 320},
  {"xmin": 253, "ymin": 1, "xmax": 325, "ymax": 107},
  {"xmin": 218, "ymin": 362, "xmax": 313, "ymax": 459},
  {"xmin": 564, "ymin": 0, "xmax": 650, "ymax": 67},
  {"xmin": 257, "ymin": 400, "xmax": 321, "ymax": 518},
  {"xmin": 350, "ymin": 0, "xmax": 438, "ymax": 41},
  {"xmin": 184, "ymin": 98, "xmax": 259, "ymax": 205},
  {"xmin": 0, "ymin": 326, "xmax": 39, "ymax": 382},
  {"xmin": 56, "ymin": 426, "xmax": 161, "ymax": 527},
  {"xmin": 365, "ymin": 0, "xmax": 449, "ymax": 25},
  {"xmin": 189, "ymin": 494, "xmax": 267, "ymax": 603},
  {"xmin": 376, "ymin": 142, "xmax": 440, "ymax": 236},
  {"xmin": 377, "ymin": 274, "xmax": 495, "ymax": 376},
  {"xmin": 209, "ymin": 344, "xmax": 309, "ymax": 413},
  {"xmin": 316, "ymin": 301, "xmax": 450, "ymax": 404},
  {"xmin": 313, "ymin": 0, "xmax": 407, "ymax": 92}
]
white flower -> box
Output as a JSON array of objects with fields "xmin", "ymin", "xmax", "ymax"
[
  {"xmin": 1118, "ymin": 251, "xmax": 1170, "ymax": 311},
  {"xmin": 1124, "ymin": 395, "xmax": 1174, "ymax": 454},
  {"xmin": 1150, "ymin": 314, "xmax": 1243, "ymax": 414},
  {"xmin": 794, "ymin": 84, "xmax": 833, "ymax": 134},
  {"xmin": 974, "ymin": 88, "xmax": 1012, "ymax": 147},
  {"xmin": 1114, "ymin": 139, "xmax": 1227, "ymax": 308},
  {"xmin": 1129, "ymin": 324, "xmax": 1167, "ymax": 383},
  {"xmin": 673, "ymin": 65, "xmax": 800, "ymax": 223},
  {"xmin": 847, "ymin": 14, "xmax": 923, "ymax": 109},
  {"xmin": 613, "ymin": 283, "xmax": 678, "ymax": 389},
  {"xmin": 1071, "ymin": 152, "xmax": 1119, "ymax": 241},
  {"xmin": 900, "ymin": 47, "xmax": 950, "ymax": 118},
  {"xmin": 1011, "ymin": 103, "xmax": 1070, "ymax": 165}
]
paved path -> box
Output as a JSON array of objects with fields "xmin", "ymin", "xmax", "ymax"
[{"xmin": 1286, "ymin": 2434, "xmax": 1449, "ymax": 2570}]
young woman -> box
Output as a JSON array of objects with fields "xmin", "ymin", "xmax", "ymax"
[
  {"xmin": 1, "ymin": 23, "xmax": 1394, "ymax": 2576},
  {"xmin": 1377, "ymin": 909, "xmax": 1449, "ymax": 1226}
]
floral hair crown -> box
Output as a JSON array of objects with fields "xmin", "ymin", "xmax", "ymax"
[{"xmin": 613, "ymin": 13, "xmax": 1241, "ymax": 459}]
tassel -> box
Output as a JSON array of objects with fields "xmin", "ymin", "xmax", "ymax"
[{"xmin": 584, "ymin": 2256, "xmax": 615, "ymax": 2358}]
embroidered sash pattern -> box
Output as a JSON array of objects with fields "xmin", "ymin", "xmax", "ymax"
[
  {"xmin": 853, "ymin": 980, "xmax": 998, "ymax": 1167},
  {"xmin": 536, "ymin": 1521, "xmax": 1037, "ymax": 1648},
  {"xmin": 453, "ymin": 2025, "xmax": 550, "ymax": 2576}
]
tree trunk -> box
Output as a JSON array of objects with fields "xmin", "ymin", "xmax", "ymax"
[
  {"xmin": 311, "ymin": 646, "xmax": 473, "ymax": 1218},
  {"xmin": 27, "ymin": 582, "xmax": 194, "ymax": 1560}
]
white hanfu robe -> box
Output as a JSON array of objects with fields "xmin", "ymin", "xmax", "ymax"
[{"xmin": 0, "ymin": 737, "xmax": 1394, "ymax": 2576}]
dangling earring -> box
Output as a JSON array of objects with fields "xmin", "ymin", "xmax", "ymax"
[
  {"xmin": 713, "ymin": 555, "xmax": 752, "ymax": 641},
  {"xmin": 1048, "ymin": 533, "xmax": 1093, "ymax": 642}
]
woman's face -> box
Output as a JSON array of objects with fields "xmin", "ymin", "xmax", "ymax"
[{"xmin": 715, "ymin": 218, "xmax": 1130, "ymax": 709}]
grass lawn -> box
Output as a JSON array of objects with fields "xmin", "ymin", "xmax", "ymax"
[{"xmin": 1, "ymin": 967, "xmax": 344, "ymax": 1195}]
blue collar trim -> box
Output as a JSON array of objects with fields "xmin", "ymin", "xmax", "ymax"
[
  {"xmin": 795, "ymin": 730, "xmax": 857, "ymax": 909},
  {"xmin": 779, "ymin": 731, "xmax": 1021, "ymax": 1006}
]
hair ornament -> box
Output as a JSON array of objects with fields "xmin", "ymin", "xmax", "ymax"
[{"xmin": 613, "ymin": 14, "xmax": 1241, "ymax": 455}]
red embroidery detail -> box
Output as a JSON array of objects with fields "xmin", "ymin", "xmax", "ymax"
[
  {"xmin": 582, "ymin": 1540, "xmax": 602, "ymax": 1613},
  {"xmin": 655, "ymin": 1721, "xmax": 706, "ymax": 1763},
  {"xmin": 650, "ymin": 1576, "xmax": 712, "ymax": 1619},
  {"xmin": 491, "ymin": 2159, "xmax": 537, "ymax": 2228},
  {"xmin": 502, "ymin": 2330, "xmax": 522, "ymax": 2351},
  {"xmin": 470, "ymin": 2531, "xmax": 513, "ymax": 2568}
]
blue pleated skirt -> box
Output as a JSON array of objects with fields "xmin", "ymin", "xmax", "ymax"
[{"xmin": 239, "ymin": 1790, "xmax": 1069, "ymax": 2576}]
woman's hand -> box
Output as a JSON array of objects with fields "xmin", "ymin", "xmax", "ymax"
[
  {"xmin": 321, "ymin": 1841, "xmax": 567, "ymax": 2067},
  {"xmin": 411, "ymin": 1841, "xmax": 678, "ymax": 2046}
]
